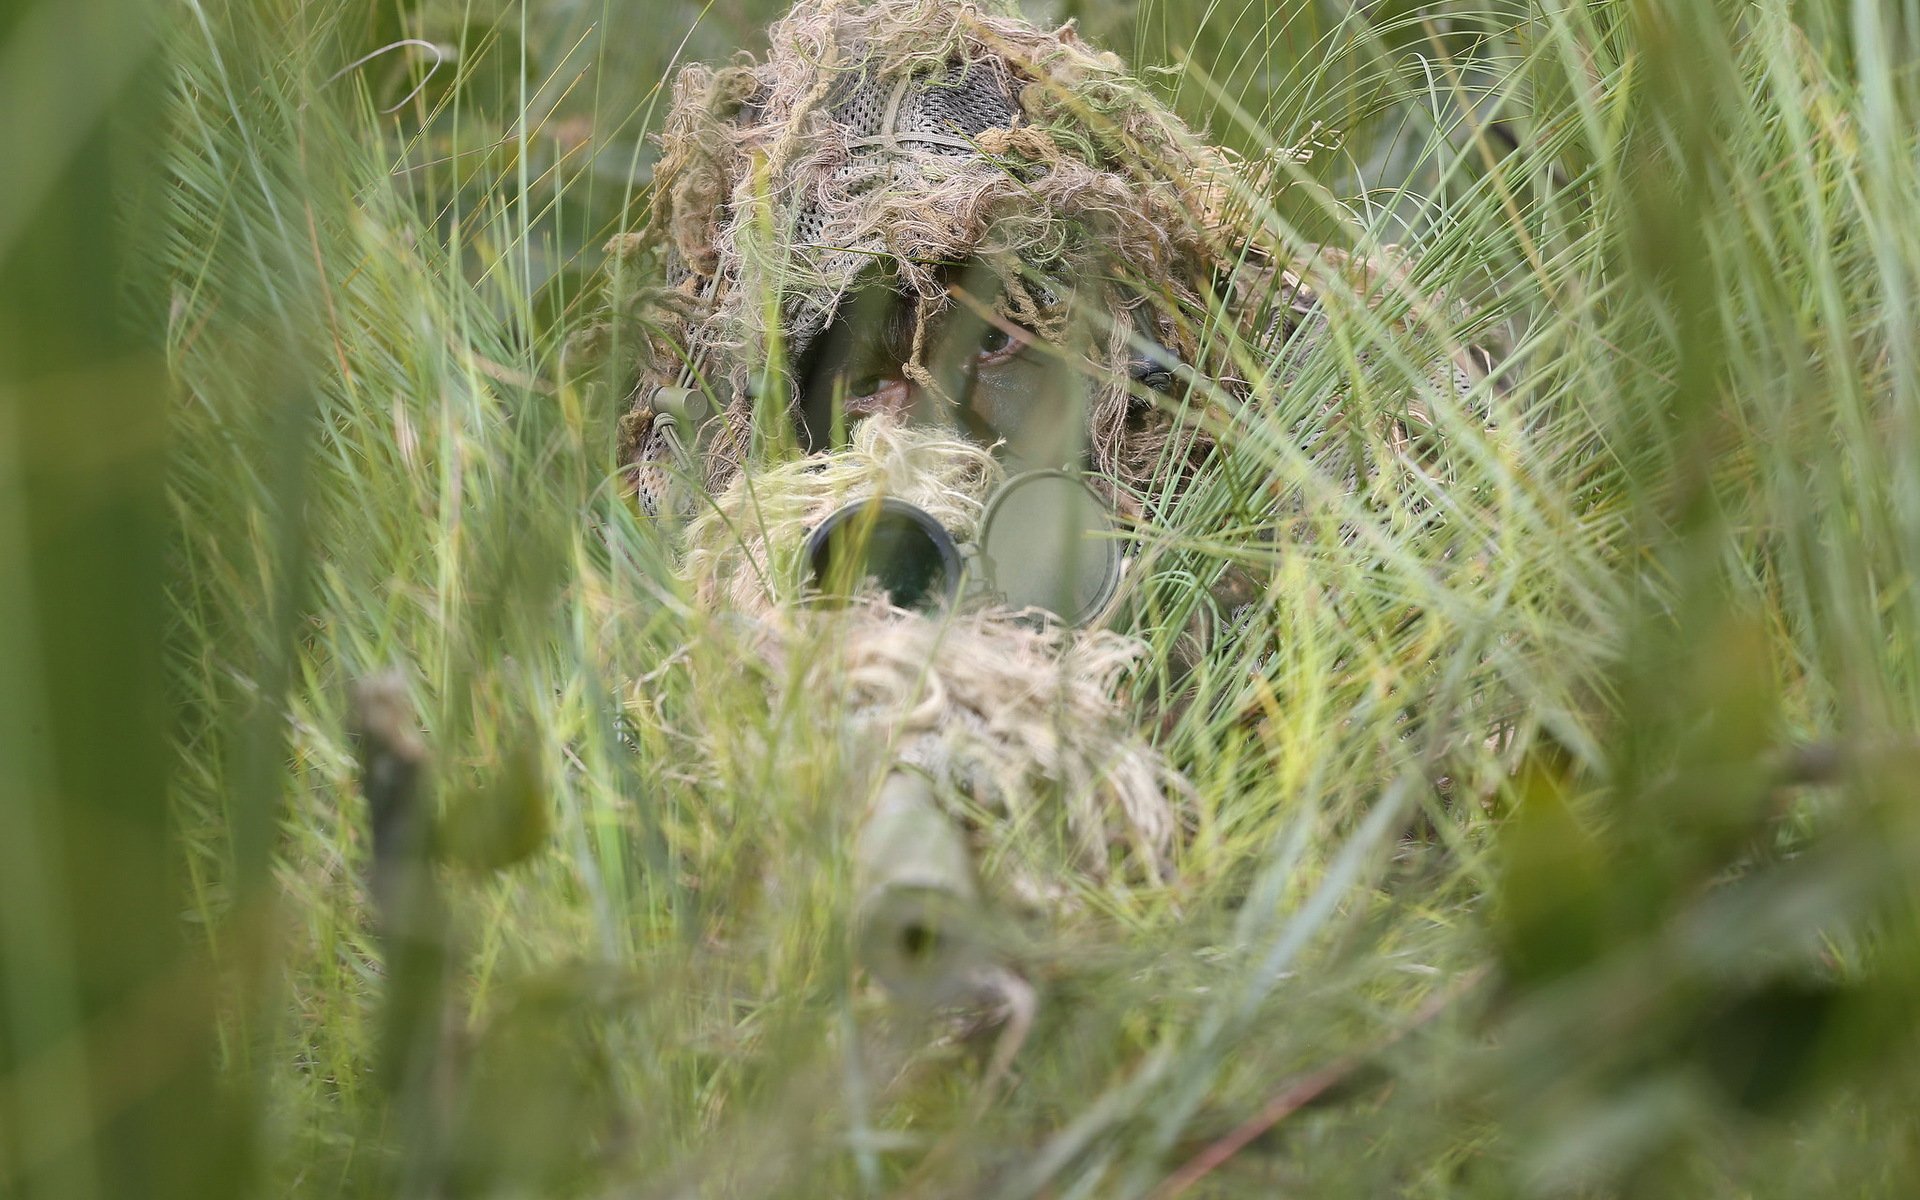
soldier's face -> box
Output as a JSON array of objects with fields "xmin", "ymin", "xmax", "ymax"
[{"xmin": 798, "ymin": 263, "xmax": 1090, "ymax": 472}]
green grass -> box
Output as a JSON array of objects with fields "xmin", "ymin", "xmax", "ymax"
[{"xmin": 9, "ymin": 0, "xmax": 1920, "ymax": 1195}]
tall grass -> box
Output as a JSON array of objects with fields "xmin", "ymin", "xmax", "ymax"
[{"xmin": 7, "ymin": 0, "xmax": 1920, "ymax": 1195}]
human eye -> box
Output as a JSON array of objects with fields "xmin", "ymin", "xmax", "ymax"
[{"xmin": 975, "ymin": 320, "xmax": 1026, "ymax": 363}]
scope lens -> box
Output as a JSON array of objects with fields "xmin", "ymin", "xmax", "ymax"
[
  {"xmin": 804, "ymin": 498, "xmax": 963, "ymax": 611},
  {"xmin": 978, "ymin": 471, "xmax": 1121, "ymax": 626}
]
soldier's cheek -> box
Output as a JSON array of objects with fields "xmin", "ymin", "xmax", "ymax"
[{"xmin": 970, "ymin": 357, "xmax": 1090, "ymax": 471}]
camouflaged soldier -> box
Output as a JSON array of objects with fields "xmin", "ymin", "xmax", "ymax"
[
  {"xmin": 576, "ymin": 0, "xmax": 1495, "ymax": 1000},
  {"xmin": 580, "ymin": 0, "xmax": 1491, "ymax": 534},
  {"xmin": 594, "ymin": 0, "xmax": 1278, "ymax": 516}
]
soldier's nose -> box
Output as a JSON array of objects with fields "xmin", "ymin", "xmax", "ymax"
[{"xmin": 845, "ymin": 376, "xmax": 918, "ymax": 422}]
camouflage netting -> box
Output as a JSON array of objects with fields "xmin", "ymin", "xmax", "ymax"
[{"xmin": 581, "ymin": 0, "xmax": 1292, "ymax": 513}]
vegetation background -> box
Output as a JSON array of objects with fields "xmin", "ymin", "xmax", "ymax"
[{"xmin": 5, "ymin": 0, "xmax": 1920, "ymax": 1196}]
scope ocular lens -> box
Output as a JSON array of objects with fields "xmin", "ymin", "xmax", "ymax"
[{"xmin": 804, "ymin": 499, "xmax": 963, "ymax": 612}]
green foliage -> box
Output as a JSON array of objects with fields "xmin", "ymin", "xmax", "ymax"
[{"xmin": 8, "ymin": 0, "xmax": 1920, "ymax": 1196}]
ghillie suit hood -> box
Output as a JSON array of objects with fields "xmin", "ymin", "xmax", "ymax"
[{"xmin": 595, "ymin": 0, "xmax": 1280, "ymax": 515}]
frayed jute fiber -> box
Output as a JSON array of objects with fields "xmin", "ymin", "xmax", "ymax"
[
  {"xmin": 590, "ymin": 0, "xmax": 1501, "ymax": 902},
  {"xmin": 574, "ymin": 0, "xmax": 1493, "ymax": 520},
  {"xmin": 582, "ymin": 0, "xmax": 1278, "ymax": 511},
  {"xmin": 675, "ymin": 419, "xmax": 1185, "ymax": 888}
]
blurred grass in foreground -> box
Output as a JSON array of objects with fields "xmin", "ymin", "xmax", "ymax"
[
  {"xmin": 6, "ymin": 0, "xmax": 1920, "ymax": 1195},
  {"xmin": 1, "ymin": 0, "xmax": 250, "ymax": 1196}
]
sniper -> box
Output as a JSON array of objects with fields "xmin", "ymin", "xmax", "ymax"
[{"xmin": 575, "ymin": 0, "xmax": 1498, "ymax": 998}]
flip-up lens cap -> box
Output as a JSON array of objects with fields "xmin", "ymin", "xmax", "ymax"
[{"xmin": 978, "ymin": 470, "xmax": 1122, "ymax": 626}]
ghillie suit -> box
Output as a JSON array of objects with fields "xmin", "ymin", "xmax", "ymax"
[
  {"xmin": 590, "ymin": 0, "xmax": 1266, "ymax": 515},
  {"xmin": 579, "ymin": 0, "xmax": 1497, "ymax": 1000},
  {"xmin": 643, "ymin": 419, "xmax": 1188, "ymax": 1008},
  {"xmin": 573, "ymin": 0, "xmax": 1492, "ymax": 517}
]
